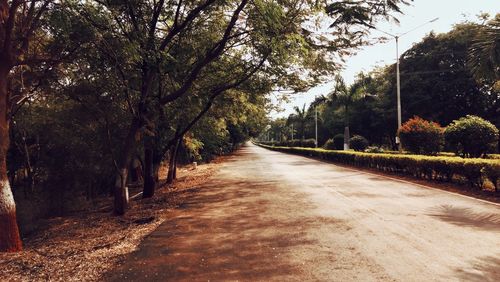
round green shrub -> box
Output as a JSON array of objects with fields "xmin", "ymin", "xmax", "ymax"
[
  {"xmin": 398, "ymin": 116, "xmax": 444, "ymax": 155},
  {"xmin": 444, "ymin": 115, "xmax": 499, "ymax": 158},
  {"xmin": 349, "ymin": 135, "xmax": 369, "ymax": 151},
  {"xmin": 333, "ymin": 134, "xmax": 344, "ymax": 150}
]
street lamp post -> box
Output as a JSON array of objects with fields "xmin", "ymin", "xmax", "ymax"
[
  {"xmin": 315, "ymin": 106, "xmax": 318, "ymax": 148},
  {"xmin": 374, "ymin": 18, "xmax": 438, "ymax": 152},
  {"xmin": 395, "ymin": 36, "xmax": 401, "ymax": 151}
]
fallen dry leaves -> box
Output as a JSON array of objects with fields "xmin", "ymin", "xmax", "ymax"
[{"xmin": 0, "ymin": 161, "xmax": 221, "ymax": 282}]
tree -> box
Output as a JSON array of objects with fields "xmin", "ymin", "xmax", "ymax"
[
  {"xmin": 444, "ymin": 115, "xmax": 499, "ymax": 158},
  {"xmin": 329, "ymin": 76, "xmax": 367, "ymax": 150},
  {"xmin": 468, "ymin": 15, "xmax": 500, "ymax": 83},
  {"xmin": 1, "ymin": 0, "xmax": 409, "ymax": 251},
  {"xmin": 398, "ymin": 116, "xmax": 444, "ymax": 155},
  {"xmin": 0, "ymin": 0, "xmax": 57, "ymax": 252},
  {"xmin": 289, "ymin": 104, "xmax": 309, "ymax": 140}
]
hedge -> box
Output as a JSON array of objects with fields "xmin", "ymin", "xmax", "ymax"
[
  {"xmin": 258, "ymin": 139, "xmax": 316, "ymax": 148},
  {"xmin": 257, "ymin": 143, "xmax": 500, "ymax": 192}
]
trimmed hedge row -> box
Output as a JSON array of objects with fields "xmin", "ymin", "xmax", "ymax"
[
  {"xmin": 259, "ymin": 139, "xmax": 317, "ymax": 148},
  {"xmin": 257, "ymin": 144, "xmax": 500, "ymax": 192}
]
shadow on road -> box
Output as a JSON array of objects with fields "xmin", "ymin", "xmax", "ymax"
[
  {"xmin": 427, "ymin": 204, "xmax": 500, "ymax": 231},
  {"xmin": 455, "ymin": 255, "xmax": 500, "ymax": 282},
  {"xmin": 104, "ymin": 174, "xmax": 343, "ymax": 281}
]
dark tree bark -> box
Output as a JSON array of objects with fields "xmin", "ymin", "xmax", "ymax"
[
  {"xmin": 173, "ymin": 139, "xmax": 181, "ymax": 180},
  {"xmin": 113, "ymin": 118, "xmax": 141, "ymax": 215},
  {"xmin": 166, "ymin": 138, "xmax": 181, "ymax": 184}
]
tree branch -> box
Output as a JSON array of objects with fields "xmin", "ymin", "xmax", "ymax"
[{"xmin": 159, "ymin": 0, "xmax": 248, "ymax": 105}]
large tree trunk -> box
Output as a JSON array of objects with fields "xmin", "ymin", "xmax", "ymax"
[
  {"xmin": 142, "ymin": 146, "xmax": 155, "ymax": 198},
  {"xmin": 0, "ymin": 67, "xmax": 22, "ymax": 252},
  {"xmin": 113, "ymin": 118, "xmax": 141, "ymax": 215}
]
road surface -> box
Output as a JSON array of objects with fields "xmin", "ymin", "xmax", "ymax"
[{"xmin": 105, "ymin": 142, "xmax": 500, "ymax": 281}]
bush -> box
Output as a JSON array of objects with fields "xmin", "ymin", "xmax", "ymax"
[
  {"xmin": 301, "ymin": 139, "xmax": 317, "ymax": 148},
  {"xmin": 258, "ymin": 140, "xmax": 276, "ymax": 146},
  {"xmin": 333, "ymin": 134, "xmax": 344, "ymax": 150},
  {"xmin": 323, "ymin": 139, "xmax": 335, "ymax": 150},
  {"xmin": 257, "ymin": 144, "xmax": 500, "ymax": 191},
  {"xmin": 288, "ymin": 139, "xmax": 302, "ymax": 147},
  {"xmin": 365, "ymin": 146, "xmax": 384, "ymax": 153},
  {"xmin": 349, "ymin": 135, "xmax": 369, "ymax": 151},
  {"xmin": 445, "ymin": 115, "xmax": 499, "ymax": 158},
  {"xmin": 398, "ymin": 116, "xmax": 443, "ymax": 155}
]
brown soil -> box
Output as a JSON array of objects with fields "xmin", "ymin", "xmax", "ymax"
[{"xmin": 0, "ymin": 160, "xmax": 222, "ymax": 282}]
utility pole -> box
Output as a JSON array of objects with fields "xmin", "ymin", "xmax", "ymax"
[
  {"xmin": 291, "ymin": 123, "xmax": 294, "ymax": 140},
  {"xmin": 396, "ymin": 36, "xmax": 401, "ymax": 151},
  {"xmin": 373, "ymin": 18, "xmax": 438, "ymax": 152},
  {"xmin": 315, "ymin": 106, "xmax": 318, "ymax": 148}
]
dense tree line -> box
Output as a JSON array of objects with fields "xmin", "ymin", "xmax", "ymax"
[
  {"xmin": 0, "ymin": 0, "xmax": 409, "ymax": 251},
  {"xmin": 265, "ymin": 15, "xmax": 500, "ymax": 150}
]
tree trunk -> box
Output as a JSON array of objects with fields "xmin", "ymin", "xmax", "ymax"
[
  {"xmin": 173, "ymin": 139, "xmax": 181, "ymax": 180},
  {"xmin": 142, "ymin": 146, "xmax": 155, "ymax": 198},
  {"xmin": 0, "ymin": 67, "xmax": 22, "ymax": 252},
  {"xmin": 344, "ymin": 126, "xmax": 350, "ymax": 151},
  {"xmin": 113, "ymin": 118, "xmax": 141, "ymax": 215},
  {"xmin": 166, "ymin": 138, "xmax": 180, "ymax": 184},
  {"xmin": 344, "ymin": 104, "xmax": 350, "ymax": 150},
  {"xmin": 154, "ymin": 163, "xmax": 160, "ymax": 183},
  {"xmin": 166, "ymin": 146, "xmax": 175, "ymax": 184}
]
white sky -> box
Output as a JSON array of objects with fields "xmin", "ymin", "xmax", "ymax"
[{"xmin": 270, "ymin": 0, "xmax": 499, "ymax": 118}]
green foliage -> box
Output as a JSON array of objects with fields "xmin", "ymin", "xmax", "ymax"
[
  {"xmin": 263, "ymin": 139, "xmax": 316, "ymax": 148},
  {"xmin": 288, "ymin": 104, "xmax": 310, "ymax": 140},
  {"xmin": 445, "ymin": 115, "xmax": 499, "ymax": 158},
  {"xmin": 468, "ymin": 15, "xmax": 500, "ymax": 82},
  {"xmin": 301, "ymin": 139, "xmax": 317, "ymax": 148},
  {"xmin": 349, "ymin": 135, "xmax": 369, "ymax": 151},
  {"xmin": 365, "ymin": 146, "xmax": 384, "ymax": 153},
  {"xmin": 9, "ymin": 97, "xmax": 126, "ymax": 215},
  {"xmin": 333, "ymin": 134, "xmax": 345, "ymax": 150},
  {"xmin": 182, "ymin": 135, "xmax": 204, "ymax": 162},
  {"xmin": 398, "ymin": 116, "xmax": 444, "ymax": 155},
  {"xmin": 259, "ymin": 144, "xmax": 500, "ymax": 190},
  {"xmin": 288, "ymin": 140, "xmax": 302, "ymax": 147}
]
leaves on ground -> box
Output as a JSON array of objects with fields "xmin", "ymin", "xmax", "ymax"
[{"xmin": 0, "ymin": 162, "xmax": 220, "ymax": 282}]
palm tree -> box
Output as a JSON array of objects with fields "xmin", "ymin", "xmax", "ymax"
[
  {"xmin": 468, "ymin": 16, "xmax": 500, "ymax": 83},
  {"xmin": 329, "ymin": 76, "xmax": 366, "ymax": 150},
  {"xmin": 289, "ymin": 104, "xmax": 308, "ymax": 140}
]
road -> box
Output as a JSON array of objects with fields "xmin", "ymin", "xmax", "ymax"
[{"xmin": 105, "ymin": 142, "xmax": 500, "ymax": 281}]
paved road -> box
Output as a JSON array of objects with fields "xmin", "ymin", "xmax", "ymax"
[{"xmin": 106, "ymin": 143, "xmax": 500, "ymax": 281}]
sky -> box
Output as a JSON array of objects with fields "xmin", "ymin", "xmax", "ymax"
[{"xmin": 269, "ymin": 0, "xmax": 500, "ymax": 118}]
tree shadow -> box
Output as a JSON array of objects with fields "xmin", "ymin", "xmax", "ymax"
[
  {"xmin": 454, "ymin": 255, "xmax": 500, "ymax": 282},
  {"xmin": 104, "ymin": 176, "xmax": 336, "ymax": 281},
  {"xmin": 426, "ymin": 204, "xmax": 500, "ymax": 231}
]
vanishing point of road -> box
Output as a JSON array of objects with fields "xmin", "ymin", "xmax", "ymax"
[{"xmin": 106, "ymin": 142, "xmax": 500, "ymax": 281}]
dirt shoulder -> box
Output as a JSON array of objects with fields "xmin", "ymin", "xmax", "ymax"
[{"xmin": 0, "ymin": 160, "xmax": 223, "ymax": 282}]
